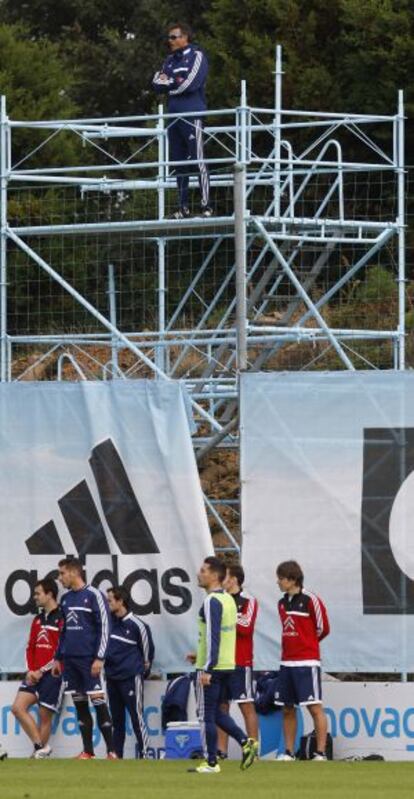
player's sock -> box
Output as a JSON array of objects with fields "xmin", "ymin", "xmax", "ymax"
[
  {"xmin": 74, "ymin": 696, "xmax": 94, "ymax": 756},
  {"xmin": 92, "ymin": 699, "xmax": 114, "ymax": 754},
  {"xmin": 34, "ymin": 743, "xmax": 43, "ymax": 751}
]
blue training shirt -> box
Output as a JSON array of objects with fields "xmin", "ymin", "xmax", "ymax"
[
  {"xmin": 56, "ymin": 584, "xmax": 110, "ymax": 661},
  {"xmin": 105, "ymin": 612, "xmax": 155, "ymax": 680},
  {"xmin": 152, "ymin": 44, "xmax": 208, "ymax": 113}
]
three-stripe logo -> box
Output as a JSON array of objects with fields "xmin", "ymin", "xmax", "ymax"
[
  {"xmin": 5, "ymin": 438, "xmax": 193, "ymax": 619},
  {"xmin": 25, "ymin": 439, "xmax": 159, "ymax": 557}
]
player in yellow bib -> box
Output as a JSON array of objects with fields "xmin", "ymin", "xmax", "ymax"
[{"xmin": 187, "ymin": 557, "xmax": 256, "ymax": 774}]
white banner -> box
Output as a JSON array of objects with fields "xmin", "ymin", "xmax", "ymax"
[
  {"xmin": 240, "ymin": 371, "xmax": 414, "ymax": 672},
  {"xmin": 0, "ymin": 381, "xmax": 213, "ymax": 673},
  {"xmin": 259, "ymin": 680, "xmax": 414, "ymax": 761},
  {"xmin": 1, "ymin": 680, "xmax": 414, "ymax": 760},
  {"xmin": 0, "ymin": 680, "xmax": 166, "ymax": 759}
]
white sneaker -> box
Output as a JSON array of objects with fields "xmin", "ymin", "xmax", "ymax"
[
  {"xmin": 0, "ymin": 743, "xmax": 7, "ymax": 761},
  {"xmin": 200, "ymin": 206, "xmax": 214, "ymax": 218},
  {"xmin": 33, "ymin": 744, "xmax": 52, "ymax": 759},
  {"xmin": 276, "ymin": 752, "xmax": 295, "ymax": 761},
  {"xmin": 187, "ymin": 760, "xmax": 221, "ymax": 774},
  {"xmin": 311, "ymin": 753, "xmax": 327, "ymax": 761}
]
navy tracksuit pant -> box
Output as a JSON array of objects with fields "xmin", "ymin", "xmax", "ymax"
[
  {"xmin": 107, "ymin": 674, "xmax": 149, "ymax": 758},
  {"xmin": 168, "ymin": 117, "xmax": 210, "ymax": 209},
  {"xmin": 195, "ymin": 670, "xmax": 246, "ymax": 763}
]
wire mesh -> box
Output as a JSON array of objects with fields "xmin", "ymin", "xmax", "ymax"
[{"xmin": 3, "ymin": 107, "xmax": 407, "ymax": 384}]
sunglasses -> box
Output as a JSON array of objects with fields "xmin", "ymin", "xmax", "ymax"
[{"xmin": 167, "ymin": 34, "xmax": 183, "ymax": 40}]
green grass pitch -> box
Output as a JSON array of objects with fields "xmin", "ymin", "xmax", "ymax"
[{"xmin": 1, "ymin": 759, "xmax": 414, "ymax": 799}]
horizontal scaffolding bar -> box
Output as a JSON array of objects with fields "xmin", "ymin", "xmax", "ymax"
[
  {"xmin": 9, "ymin": 213, "xmax": 397, "ymax": 238},
  {"xmin": 8, "ymin": 328, "xmax": 399, "ymax": 347},
  {"xmin": 9, "ymin": 217, "xmax": 235, "ymax": 236},
  {"xmin": 8, "ymin": 106, "xmax": 396, "ymax": 128},
  {"xmin": 11, "ymin": 155, "xmax": 397, "ymax": 176}
]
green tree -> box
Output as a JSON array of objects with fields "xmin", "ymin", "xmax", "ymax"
[
  {"xmin": 0, "ymin": 23, "xmax": 80, "ymax": 164},
  {"xmin": 203, "ymin": 0, "xmax": 414, "ymax": 114},
  {"xmin": 0, "ymin": 0, "xmax": 211, "ymax": 117},
  {"xmin": 0, "ymin": 23, "xmax": 77, "ymax": 119}
]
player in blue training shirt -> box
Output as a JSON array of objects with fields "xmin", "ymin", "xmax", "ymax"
[
  {"xmin": 152, "ymin": 22, "xmax": 212, "ymax": 219},
  {"xmin": 106, "ymin": 586, "xmax": 154, "ymax": 758},
  {"xmin": 51, "ymin": 557, "xmax": 117, "ymax": 759}
]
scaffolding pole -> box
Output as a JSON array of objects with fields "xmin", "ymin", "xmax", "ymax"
[
  {"xmin": 234, "ymin": 165, "xmax": 247, "ymax": 372},
  {"xmin": 397, "ymin": 90, "xmax": 406, "ymax": 371},
  {"xmin": 0, "ymin": 96, "xmax": 7, "ymax": 382}
]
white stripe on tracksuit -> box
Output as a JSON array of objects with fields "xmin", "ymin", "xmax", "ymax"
[
  {"xmin": 194, "ymin": 119, "xmax": 209, "ymax": 207},
  {"xmin": 169, "ymin": 52, "xmax": 203, "ymax": 96},
  {"xmin": 88, "ymin": 585, "xmax": 109, "ymax": 660},
  {"xmin": 195, "ymin": 671, "xmax": 208, "ymax": 758},
  {"xmin": 303, "ymin": 590, "xmax": 324, "ymax": 636},
  {"xmin": 135, "ymin": 674, "xmax": 149, "ymax": 756},
  {"xmin": 129, "ymin": 614, "xmax": 150, "ymax": 663}
]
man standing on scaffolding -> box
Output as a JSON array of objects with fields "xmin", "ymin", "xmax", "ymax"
[{"xmin": 152, "ymin": 22, "xmax": 212, "ymax": 219}]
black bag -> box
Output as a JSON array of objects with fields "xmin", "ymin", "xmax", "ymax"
[
  {"xmin": 342, "ymin": 754, "xmax": 384, "ymax": 761},
  {"xmin": 298, "ymin": 730, "xmax": 333, "ymax": 760},
  {"xmin": 254, "ymin": 671, "xmax": 281, "ymax": 715}
]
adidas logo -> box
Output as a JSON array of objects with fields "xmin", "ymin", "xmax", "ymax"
[
  {"xmin": 25, "ymin": 439, "xmax": 159, "ymax": 557},
  {"xmin": 5, "ymin": 438, "xmax": 192, "ymax": 619}
]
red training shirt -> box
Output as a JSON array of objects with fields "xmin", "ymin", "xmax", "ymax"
[
  {"xmin": 278, "ymin": 589, "xmax": 330, "ymax": 666},
  {"xmin": 233, "ymin": 591, "xmax": 258, "ymax": 668},
  {"xmin": 26, "ymin": 607, "xmax": 63, "ymax": 672}
]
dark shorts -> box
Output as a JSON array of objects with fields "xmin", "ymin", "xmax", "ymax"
[
  {"xmin": 221, "ymin": 666, "xmax": 254, "ymax": 703},
  {"xmin": 275, "ymin": 665, "xmax": 322, "ymax": 707},
  {"xmin": 63, "ymin": 656, "xmax": 104, "ymax": 696},
  {"xmin": 19, "ymin": 671, "xmax": 64, "ymax": 713}
]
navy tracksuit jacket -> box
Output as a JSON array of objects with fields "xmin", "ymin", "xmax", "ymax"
[
  {"xmin": 105, "ymin": 612, "xmax": 154, "ymax": 758},
  {"xmin": 152, "ymin": 44, "xmax": 210, "ymax": 209},
  {"xmin": 56, "ymin": 584, "xmax": 110, "ymax": 662}
]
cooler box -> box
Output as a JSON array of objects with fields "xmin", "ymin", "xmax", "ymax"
[{"xmin": 165, "ymin": 721, "xmax": 203, "ymax": 759}]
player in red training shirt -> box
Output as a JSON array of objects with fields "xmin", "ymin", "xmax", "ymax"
[
  {"xmin": 275, "ymin": 560, "xmax": 330, "ymax": 762},
  {"xmin": 217, "ymin": 564, "xmax": 259, "ymax": 758},
  {"xmin": 11, "ymin": 578, "xmax": 63, "ymax": 759}
]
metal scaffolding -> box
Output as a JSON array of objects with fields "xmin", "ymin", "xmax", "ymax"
[{"xmin": 0, "ymin": 47, "xmax": 406, "ymax": 548}]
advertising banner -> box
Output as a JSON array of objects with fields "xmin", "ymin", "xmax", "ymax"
[
  {"xmin": 0, "ymin": 381, "xmax": 212, "ymax": 673},
  {"xmin": 240, "ymin": 371, "xmax": 414, "ymax": 672},
  {"xmin": 1, "ymin": 680, "xmax": 414, "ymax": 761}
]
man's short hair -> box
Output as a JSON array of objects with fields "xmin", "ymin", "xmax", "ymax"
[
  {"xmin": 276, "ymin": 560, "xmax": 304, "ymax": 588},
  {"xmin": 36, "ymin": 578, "xmax": 58, "ymax": 600},
  {"xmin": 167, "ymin": 22, "xmax": 193, "ymax": 40},
  {"xmin": 107, "ymin": 585, "xmax": 130, "ymax": 610},
  {"xmin": 204, "ymin": 556, "xmax": 226, "ymax": 583},
  {"xmin": 58, "ymin": 557, "xmax": 84, "ymax": 576},
  {"xmin": 226, "ymin": 564, "xmax": 244, "ymax": 588}
]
